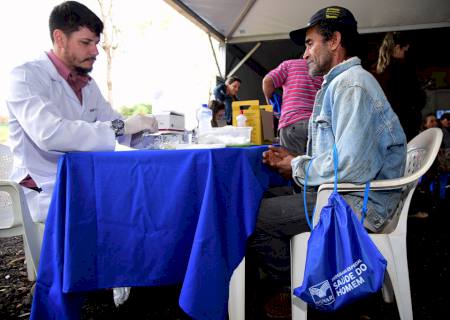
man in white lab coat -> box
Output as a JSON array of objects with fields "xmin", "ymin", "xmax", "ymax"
[{"xmin": 6, "ymin": 1, "xmax": 158, "ymax": 223}]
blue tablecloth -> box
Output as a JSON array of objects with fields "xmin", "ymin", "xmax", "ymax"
[{"xmin": 31, "ymin": 146, "xmax": 285, "ymax": 319}]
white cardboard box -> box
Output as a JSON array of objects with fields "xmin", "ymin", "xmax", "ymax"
[{"xmin": 154, "ymin": 111, "xmax": 185, "ymax": 132}]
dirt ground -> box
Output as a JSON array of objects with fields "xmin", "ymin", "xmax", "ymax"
[
  {"xmin": 1, "ymin": 192, "xmax": 448, "ymax": 319},
  {"xmin": 0, "ymin": 236, "xmax": 32, "ymax": 319},
  {"xmin": 0, "ymin": 236, "xmax": 190, "ymax": 320}
]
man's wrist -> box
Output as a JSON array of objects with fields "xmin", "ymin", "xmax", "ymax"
[{"xmin": 110, "ymin": 119, "xmax": 125, "ymax": 137}]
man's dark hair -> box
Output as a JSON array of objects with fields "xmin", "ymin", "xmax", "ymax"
[
  {"xmin": 209, "ymin": 100, "xmax": 225, "ymax": 115},
  {"xmin": 440, "ymin": 112, "xmax": 450, "ymax": 121},
  {"xmin": 316, "ymin": 21, "xmax": 361, "ymax": 58},
  {"xmin": 49, "ymin": 1, "xmax": 103, "ymax": 42},
  {"xmin": 225, "ymin": 76, "xmax": 242, "ymax": 86}
]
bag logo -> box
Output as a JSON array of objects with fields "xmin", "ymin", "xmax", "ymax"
[{"xmin": 309, "ymin": 280, "xmax": 335, "ymax": 306}]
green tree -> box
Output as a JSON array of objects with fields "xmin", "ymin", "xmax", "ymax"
[
  {"xmin": 119, "ymin": 103, "xmax": 152, "ymax": 117},
  {"xmin": 98, "ymin": 0, "xmax": 119, "ymax": 106}
]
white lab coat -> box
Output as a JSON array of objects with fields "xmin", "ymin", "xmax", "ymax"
[{"xmin": 6, "ymin": 53, "xmax": 125, "ymax": 222}]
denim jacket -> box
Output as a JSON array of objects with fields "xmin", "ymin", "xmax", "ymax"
[
  {"xmin": 292, "ymin": 57, "xmax": 407, "ymax": 231},
  {"xmin": 213, "ymin": 83, "xmax": 235, "ymax": 124}
]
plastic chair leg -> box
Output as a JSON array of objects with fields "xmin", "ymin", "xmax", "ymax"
[
  {"xmin": 22, "ymin": 236, "xmax": 36, "ymax": 281},
  {"xmin": 388, "ymin": 236, "xmax": 413, "ymax": 320},
  {"xmin": 292, "ymin": 295, "xmax": 308, "ymax": 320},
  {"xmin": 381, "ymin": 273, "xmax": 395, "ymax": 303},
  {"xmin": 291, "ymin": 232, "xmax": 310, "ymax": 320},
  {"xmin": 229, "ymin": 257, "xmax": 245, "ymax": 320}
]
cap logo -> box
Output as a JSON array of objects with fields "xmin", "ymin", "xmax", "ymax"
[{"xmin": 325, "ymin": 7, "xmax": 341, "ymax": 19}]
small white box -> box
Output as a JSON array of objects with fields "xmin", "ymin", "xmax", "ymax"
[{"xmin": 154, "ymin": 111, "xmax": 185, "ymax": 132}]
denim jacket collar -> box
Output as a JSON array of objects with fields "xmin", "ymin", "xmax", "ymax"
[{"xmin": 322, "ymin": 56, "xmax": 361, "ymax": 87}]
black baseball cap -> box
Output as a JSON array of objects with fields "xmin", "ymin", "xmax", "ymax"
[{"xmin": 289, "ymin": 6, "xmax": 357, "ymax": 45}]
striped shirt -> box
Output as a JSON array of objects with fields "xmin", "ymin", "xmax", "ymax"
[{"xmin": 268, "ymin": 59, "xmax": 322, "ymax": 129}]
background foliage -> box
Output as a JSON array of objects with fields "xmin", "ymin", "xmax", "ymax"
[{"xmin": 119, "ymin": 103, "xmax": 152, "ymax": 117}]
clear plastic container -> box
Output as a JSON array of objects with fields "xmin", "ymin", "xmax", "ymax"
[
  {"xmin": 236, "ymin": 110, "xmax": 247, "ymax": 127},
  {"xmin": 132, "ymin": 132, "xmax": 184, "ymax": 149},
  {"xmin": 197, "ymin": 126, "xmax": 252, "ymax": 145},
  {"xmin": 197, "ymin": 104, "xmax": 213, "ymax": 134}
]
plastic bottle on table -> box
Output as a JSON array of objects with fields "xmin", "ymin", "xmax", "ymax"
[
  {"xmin": 236, "ymin": 110, "xmax": 247, "ymax": 127},
  {"xmin": 197, "ymin": 104, "xmax": 212, "ymax": 135}
]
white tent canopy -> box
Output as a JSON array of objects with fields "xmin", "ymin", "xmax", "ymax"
[{"xmin": 165, "ymin": 0, "xmax": 450, "ymax": 43}]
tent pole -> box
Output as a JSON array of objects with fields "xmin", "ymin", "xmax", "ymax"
[
  {"xmin": 227, "ymin": 42, "xmax": 261, "ymax": 78},
  {"xmin": 208, "ymin": 33, "xmax": 223, "ymax": 80}
]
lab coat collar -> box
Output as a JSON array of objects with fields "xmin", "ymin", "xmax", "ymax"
[{"xmin": 38, "ymin": 52, "xmax": 90, "ymax": 104}]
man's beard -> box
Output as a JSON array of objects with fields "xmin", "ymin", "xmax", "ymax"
[
  {"xmin": 308, "ymin": 59, "xmax": 331, "ymax": 77},
  {"xmin": 73, "ymin": 57, "xmax": 96, "ymax": 75},
  {"xmin": 74, "ymin": 65, "xmax": 93, "ymax": 75},
  {"xmin": 63, "ymin": 49, "xmax": 95, "ymax": 75}
]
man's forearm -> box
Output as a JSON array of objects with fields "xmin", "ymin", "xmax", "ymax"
[{"xmin": 262, "ymin": 76, "xmax": 275, "ymax": 104}]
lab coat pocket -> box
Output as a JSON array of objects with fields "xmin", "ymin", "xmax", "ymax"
[{"xmin": 83, "ymin": 107, "xmax": 99, "ymax": 123}]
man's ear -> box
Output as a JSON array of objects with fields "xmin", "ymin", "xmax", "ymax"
[
  {"xmin": 53, "ymin": 29, "xmax": 65, "ymax": 47},
  {"xmin": 329, "ymin": 31, "xmax": 342, "ymax": 51}
]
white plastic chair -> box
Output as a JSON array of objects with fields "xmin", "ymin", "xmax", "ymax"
[
  {"xmin": 0, "ymin": 143, "xmax": 19, "ymax": 236},
  {"xmin": 0, "ymin": 143, "xmax": 44, "ymax": 281},
  {"xmin": 291, "ymin": 128, "xmax": 443, "ymax": 320}
]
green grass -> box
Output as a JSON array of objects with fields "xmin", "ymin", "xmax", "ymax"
[{"xmin": 0, "ymin": 124, "xmax": 9, "ymax": 144}]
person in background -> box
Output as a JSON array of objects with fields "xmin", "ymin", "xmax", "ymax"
[
  {"xmin": 437, "ymin": 113, "xmax": 450, "ymax": 200},
  {"xmin": 433, "ymin": 113, "xmax": 449, "ymax": 202},
  {"xmin": 373, "ymin": 32, "xmax": 426, "ymax": 141},
  {"xmin": 440, "ymin": 112, "xmax": 450, "ymax": 128},
  {"xmin": 409, "ymin": 112, "xmax": 442, "ymax": 219},
  {"xmin": 439, "ymin": 112, "xmax": 450, "ymax": 149},
  {"xmin": 249, "ymin": 6, "xmax": 406, "ymax": 318},
  {"xmin": 5, "ymin": 1, "xmax": 158, "ymax": 223},
  {"xmin": 421, "ymin": 113, "xmax": 438, "ymax": 131},
  {"xmin": 209, "ymin": 100, "xmax": 227, "ymax": 127},
  {"xmin": 213, "ymin": 76, "xmax": 241, "ymax": 125},
  {"xmin": 262, "ymin": 59, "xmax": 322, "ymax": 155}
]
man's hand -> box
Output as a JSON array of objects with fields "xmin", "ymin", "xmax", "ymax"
[
  {"xmin": 124, "ymin": 114, "xmax": 158, "ymax": 135},
  {"xmin": 262, "ymin": 145, "xmax": 294, "ymax": 179}
]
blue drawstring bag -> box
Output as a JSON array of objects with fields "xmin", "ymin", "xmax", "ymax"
[
  {"xmin": 269, "ymin": 92, "xmax": 282, "ymax": 119},
  {"xmin": 293, "ymin": 145, "xmax": 387, "ymax": 312}
]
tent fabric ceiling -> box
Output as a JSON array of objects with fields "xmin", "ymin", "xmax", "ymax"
[{"xmin": 165, "ymin": 0, "xmax": 450, "ymax": 43}]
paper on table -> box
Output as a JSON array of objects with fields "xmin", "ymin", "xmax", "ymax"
[{"xmin": 115, "ymin": 142, "xmax": 137, "ymax": 151}]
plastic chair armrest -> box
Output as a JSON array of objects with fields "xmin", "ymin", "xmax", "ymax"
[{"xmin": 317, "ymin": 176, "xmax": 416, "ymax": 193}]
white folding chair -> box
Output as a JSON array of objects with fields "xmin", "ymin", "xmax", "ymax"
[
  {"xmin": 291, "ymin": 128, "xmax": 443, "ymax": 320},
  {"xmin": 0, "ymin": 143, "xmax": 20, "ymax": 237},
  {"xmin": 0, "ymin": 143, "xmax": 44, "ymax": 281}
]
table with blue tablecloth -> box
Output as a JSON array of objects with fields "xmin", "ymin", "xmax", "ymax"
[{"xmin": 31, "ymin": 146, "xmax": 285, "ymax": 319}]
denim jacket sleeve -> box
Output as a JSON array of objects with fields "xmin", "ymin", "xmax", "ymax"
[
  {"xmin": 293, "ymin": 84, "xmax": 386, "ymax": 186},
  {"xmin": 213, "ymin": 83, "xmax": 226, "ymax": 101}
]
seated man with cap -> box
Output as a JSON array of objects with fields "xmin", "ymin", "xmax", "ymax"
[{"xmin": 248, "ymin": 6, "xmax": 406, "ymax": 318}]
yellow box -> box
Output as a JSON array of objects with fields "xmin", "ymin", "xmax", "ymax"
[{"xmin": 232, "ymin": 100, "xmax": 274, "ymax": 145}]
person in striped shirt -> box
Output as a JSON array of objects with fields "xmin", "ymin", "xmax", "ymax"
[{"xmin": 263, "ymin": 58, "xmax": 322, "ymax": 155}]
